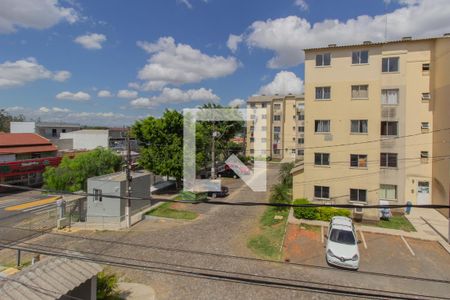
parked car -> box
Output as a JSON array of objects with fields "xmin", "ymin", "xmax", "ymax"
[
  {"xmin": 207, "ymin": 186, "xmax": 229, "ymax": 198},
  {"xmin": 325, "ymin": 216, "xmax": 360, "ymax": 270},
  {"xmin": 218, "ymin": 164, "xmax": 251, "ymax": 178}
]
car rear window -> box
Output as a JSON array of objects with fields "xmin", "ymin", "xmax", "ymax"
[{"xmin": 330, "ymin": 229, "xmax": 356, "ymax": 245}]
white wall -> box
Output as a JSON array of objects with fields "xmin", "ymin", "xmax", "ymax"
[
  {"xmin": 60, "ymin": 130, "xmax": 109, "ymax": 150},
  {"xmin": 10, "ymin": 122, "xmax": 36, "ymax": 133}
]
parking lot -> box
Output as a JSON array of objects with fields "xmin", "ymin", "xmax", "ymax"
[{"xmin": 283, "ymin": 223, "xmax": 450, "ymax": 281}]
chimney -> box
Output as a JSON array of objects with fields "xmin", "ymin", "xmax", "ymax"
[{"xmin": 363, "ymin": 41, "xmax": 372, "ymax": 45}]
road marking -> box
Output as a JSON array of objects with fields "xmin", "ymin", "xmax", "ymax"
[
  {"xmin": 5, "ymin": 196, "xmax": 60, "ymax": 211},
  {"xmin": 359, "ymin": 230, "xmax": 368, "ymax": 249},
  {"xmin": 401, "ymin": 235, "xmax": 415, "ymax": 256}
]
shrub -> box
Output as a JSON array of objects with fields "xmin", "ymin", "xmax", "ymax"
[
  {"xmin": 269, "ymin": 183, "xmax": 291, "ymax": 211},
  {"xmin": 293, "ymin": 199, "xmax": 319, "ymax": 220},
  {"xmin": 97, "ymin": 272, "xmax": 120, "ymax": 300},
  {"xmin": 293, "ymin": 199, "xmax": 351, "ymax": 221},
  {"xmin": 179, "ymin": 191, "xmax": 207, "ymax": 201}
]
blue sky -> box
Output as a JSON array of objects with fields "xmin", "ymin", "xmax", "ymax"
[{"xmin": 1, "ymin": 0, "xmax": 449, "ymax": 126}]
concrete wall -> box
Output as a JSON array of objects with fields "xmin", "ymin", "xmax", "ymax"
[
  {"xmin": 432, "ymin": 38, "xmax": 450, "ymax": 217},
  {"xmin": 60, "ymin": 130, "xmax": 109, "ymax": 150},
  {"xmin": 10, "ymin": 122, "xmax": 36, "ymax": 133}
]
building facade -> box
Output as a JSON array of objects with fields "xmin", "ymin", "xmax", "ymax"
[
  {"xmin": 10, "ymin": 121, "xmax": 81, "ymax": 139},
  {"xmin": 0, "ymin": 133, "xmax": 61, "ymax": 187},
  {"xmin": 292, "ymin": 35, "xmax": 450, "ymax": 220},
  {"xmin": 246, "ymin": 94, "xmax": 305, "ymax": 162}
]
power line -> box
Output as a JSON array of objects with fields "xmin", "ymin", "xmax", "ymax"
[
  {"xmin": 0, "ymin": 242, "xmax": 446, "ymax": 300},
  {"xmin": 0, "ymin": 183, "xmax": 448, "ymax": 210}
]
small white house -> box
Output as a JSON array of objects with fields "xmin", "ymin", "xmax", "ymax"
[{"xmin": 60, "ymin": 129, "xmax": 109, "ymax": 150}]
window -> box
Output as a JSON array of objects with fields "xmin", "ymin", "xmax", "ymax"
[
  {"xmin": 380, "ymin": 185, "xmax": 397, "ymax": 201},
  {"xmin": 274, "ymin": 126, "xmax": 281, "ymax": 133},
  {"xmin": 298, "ymin": 138, "xmax": 304, "ymax": 144},
  {"xmin": 291, "ymin": 149, "xmax": 296, "ymax": 154},
  {"xmin": 297, "ymin": 103, "xmax": 305, "ymax": 110},
  {"xmin": 422, "ymin": 93, "xmax": 431, "ymax": 101},
  {"xmin": 351, "ymin": 85, "xmax": 369, "ymax": 99},
  {"xmin": 297, "ymin": 149, "xmax": 304, "ymax": 156},
  {"xmin": 273, "ymin": 133, "xmax": 280, "ymax": 140},
  {"xmin": 250, "ymin": 126, "xmax": 254, "ymax": 131},
  {"xmin": 380, "ymin": 153, "xmax": 397, "ymax": 168},
  {"xmin": 351, "ymin": 120, "xmax": 368, "ymax": 133},
  {"xmin": 422, "ymin": 63, "xmax": 430, "ymax": 71},
  {"xmin": 420, "ymin": 151, "xmax": 429, "ymax": 159},
  {"xmin": 350, "ymin": 189, "xmax": 367, "ymax": 202},
  {"xmin": 62, "ymin": 129, "xmax": 66, "ymax": 133},
  {"xmin": 298, "ymin": 126, "xmax": 304, "ymax": 132},
  {"xmin": 31, "ymin": 153, "xmax": 41, "ymax": 159},
  {"xmin": 352, "ymin": 50, "xmax": 369, "ymax": 64},
  {"xmin": 262, "ymin": 103, "xmax": 267, "ymax": 108},
  {"xmin": 52, "ymin": 128, "xmax": 57, "ymax": 137},
  {"xmin": 350, "ymin": 154, "xmax": 367, "ymax": 168},
  {"xmin": 315, "ymin": 120, "xmax": 330, "ymax": 133},
  {"xmin": 382, "ymin": 57, "xmax": 399, "ymax": 73},
  {"xmin": 250, "ymin": 149, "xmax": 255, "ymax": 154},
  {"xmin": 273, "ymin": 115, "xmax": 281, "ymax": 121},
  {"xmin": 273, "ymin": 103, "xmax": 281, "ymax": 110},
  {"xmin": 297, "ymin": 113, "xmax": 304, "ymax": 121},
  {"xmin": 315, "ymin": 87, "xmax": 331, "ymax": 100},
  {"xmin": 93, "ymin": 188, "xmax": 102, "ymax": 202},
  {"xmin": 421, "ymin": 122, "xmax": 429, "ymax": 130},
  {"xmin": 314, "ymin": 186, "xmax": 330, "ymax": 199},
  {"xmin": 250, "ymin": 137, "xmax": 255, "ymax": 142},
  {"xmin": 250, "ymin": 104, "xmax": 256, "ymax": 108},
  {"xmin": 314, "ymin": 153, "xmax": 330, "ymax": 166},
  {"xmin": 381, "ymin": 121, "xmax": 398, "ymax": 136},
  {"xmin": 316, "ymin": 53, "xmax": 331, "ymax": 66},
  {"xmin": 381, "ymin": 89, "xmax": 399, "ymax": 105}
]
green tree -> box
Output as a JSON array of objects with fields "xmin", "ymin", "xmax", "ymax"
[
  {"xmin": 133, "ymin": 109, "xmax": 184, "ymax": 186},
  {"xmin": 0, "ymin": 109, "xmax": 25, "ymax": 132},
  {"xmin": 269, "ymin": 183, "xmax": 291, "ymax": 211},
  {"xmin": 96, "ymin": 272, "xmax": 120, "ymax": 300},
  {"xmin": 279, "ymin": 162, "xmax": 295, "ymax": 187},
  {"xmin": 43, "ymin": 148, "xmax": 122, "ymax": 192}
]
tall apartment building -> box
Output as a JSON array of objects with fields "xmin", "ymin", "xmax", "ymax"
[
  {"xmin": 246, "ymin": 94, "xmax": 305, "ymax": 162},
  {"xmin": 292, "ymin": 35, "xmax": 450, "ymax": 220}
]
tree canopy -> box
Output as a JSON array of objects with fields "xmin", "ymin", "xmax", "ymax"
[
  {"xmin": 0, "ymin": 109, "xmax": 25, "ymax": 132},
  {"xmin": 43, "ymin": 148, "xmax": 122, "ymax": 192}
]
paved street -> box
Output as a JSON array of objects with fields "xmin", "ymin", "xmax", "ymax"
[{"xmin": 1, "ymin": 163, "xmax": 449, "ymax": 299}]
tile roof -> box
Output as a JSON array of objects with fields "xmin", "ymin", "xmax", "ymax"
[
  {"xmin": 0, "ymin": 133, "xmax": 57, "ymax": 154},
  {"xmin": 0, "ymin": 256, "xmax": 102, "ymax": 300}
]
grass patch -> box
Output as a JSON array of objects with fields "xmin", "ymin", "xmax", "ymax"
[
  {"xmin": 146, "ymin": 202, "xmax": 198, "ymax": 220},
  {"xmin": 248, "ymin": 207, "xmax": 289, "ymax": 260},
  {"xmin": 365, "ymin": 216, "xmax": 416, "ymax": 232}
]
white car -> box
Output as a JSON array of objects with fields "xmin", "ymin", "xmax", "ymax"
[{"xmin": 325, "ymin": 216, "xmax": 360, "ymax": 270}]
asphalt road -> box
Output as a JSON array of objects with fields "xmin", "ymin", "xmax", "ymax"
[{"xmin": 1, "ymin": 163, "xmax": 449, "ymax": 299}]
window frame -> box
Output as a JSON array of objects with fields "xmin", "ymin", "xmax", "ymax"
[
  {"xmin": 350, "ymin": 120, "xmax": 368, "ymax": 134},
  {"xmin": 379, "ymin": 184, "xmax": 397, "ymax": 201},
  {"xmin": 352, "ymin": 50, "xmax": 369, "ymax": 64},
  {"xmin": 350, "ymin": 154, "xmax": 368, "ymax": 168},
  {"xmin": 314, "ymin": 152, "xmax": 330, "ymax": 166},
  {"xmin": 381, "ymin": 89, "xmax": 399, "ymax": 105},
  {"xmin": 351, "ymin": 85, "xmax": 369, "ymax": 99},
  {"xmin": 350, "ymin": 189, "xmax": 367, "ymax": 202},
  {"xmin": 315, "ymin": 120, "xmax": 331, "ymax": 133},
  {"xmin": 316, "ymin": 53, "xmax": 331, "ymax": 67},
  {"xmin": 273, "ymin": 103, "xmax": 281, "ymax": 110},
  {"xmin": 314, "ymin": 185, "xmax": 330, "ymax": 200},
  {"xmin": 381, "ymin": 121, "xmax": 398, "ymax": 136},
  {"xmin": 273, "ymin": 115, "xmax": 281, "ymax": 121},
  {"xmin": 315, "ymin": 86, "xmax": 331, "ymax": 100},
  {"xmin": 93, "ymin": 188, "xmax": 102, "ymax": 202},
  {"xmin": 382, "ymin": 57, "xmax": 400, "ymax": 73},
  {"xmin": 380, "ymin": 152, "xmax": 398, "ymax": 168}
]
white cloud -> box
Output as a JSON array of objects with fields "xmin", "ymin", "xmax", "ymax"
[
  {"xmin": 239, "ymin": 0, "xmax": 450, "ymax": 68},
  {"xmin": 0, "ymin": 0, "xmax": 79, "ymax": 34},
  {"xmin": 39, "ymin": 106, "xmax": 70, "ymax": 113},
  {"xmin": 74, "ymin": 33, "xmax": 107, "ymax": 50},
  {"xmin": 56, "ymin": 91, "xmax": 91, "ymax": 101},
  {"xmin": 136, "ymin": 36, "xmax": 239, "ymax": 90},
  {"xmin": 5, "ymin": 106, "xmax": 25, "ymax": 112},
  {"xmin": 294, "ymin": 0, "xmax": 308, "ymax": 10},
  {"xmin": 0, "ymin": 58, "xmax": 70, "ymax": 88},
  {"xmin": 227, "ymin": 34, "xmax": 243, "ymax": 53},
  {"xmin": 178, "ymin": 0, "xmax": 192, "ymax": 9},
  {"xmin": 97, "ymin": 90, "xmax": 113, "ymax": 97},
  {"xmin": 228, "ymin": 98, "xmax": 246, "ymax": 108},
  {"xmin": 131, "ymin": 87, "xmax": 220, "ymax": 108},
  {"xmin": 258, "ymin": 71, "xmax": 304, "ymax": 95},
  {"xmin": 117, "ymin": 89, "xmax": 138, "ymax": 98}
]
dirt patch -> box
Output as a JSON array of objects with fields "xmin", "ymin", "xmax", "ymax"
[{"xmin": 283, "ymin": 224, "xmax": 324, "ymax": 265}]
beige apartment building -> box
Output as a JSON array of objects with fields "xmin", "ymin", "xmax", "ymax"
[
  {"xmin": 292, "ymin": 35, "xmax": 450, "ymax": 220},
  {"xmin": 246, "ymin": 94, "xmax": 305, "ymax": 162}
]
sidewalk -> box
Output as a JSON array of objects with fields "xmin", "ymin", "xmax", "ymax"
[{"xmin": 288, "ymin": 209, "xmax": 450, "ymax": 254}]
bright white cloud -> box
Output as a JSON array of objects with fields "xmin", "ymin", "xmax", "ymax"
[
  {"xmin": 136, "ymin": 36, "xmax": 239, "ymax": 90},
  {"xmin": 5, "ymin": 106, "xmax": 25, "ymax": 112},
  {"xmin": 97, "ymin": 90, "xmax": 113, "ymax": 97},
  {"xmin": 228, "ymin": 98, "xmax": 246, "ymax": 108},
  {"xmin": 131, "ymin": 87, "xmax": 220, "ymax": 108},
  {"xmin": 39, "ymin": 106, "xmax": 70, "ymax": 113},
  {"xmin": 117, "ymin": 89, "xmax": 138, "ymax": 98},
  {"xmin": 74, "ymin": 33, "xmax": 107, "ymax": 50},
  {"xmin": 227, "ymin": 34, "xmax": 243, "ymax": 53},
  {"xmin": 240, "ymin": 0, "xmax": 450, "ymax": 68},
  {"xmin": 0, "ymin": 0, "xmax": 79, "ymax": 33},
  {"xmin": 258, "ymin": 71, "xmax": 304, "ymax": 95},
  {"xmin": 0, "ymin": 58, "xmax": 70, "ymax": 88},
  {"xmin": 178, "ymin": 0, "xmax": 192, "ymax": 9},
  {"xmin": 294, "ymin": 0, "xmax": 308, "ymax": 10},
  {"xmin": 56, "ymin": 91, "xmax": 91, "ymax": 101}
]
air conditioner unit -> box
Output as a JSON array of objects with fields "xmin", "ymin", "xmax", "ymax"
[
  {"xmin": 353, "ymin": 204, "xmax": 364, "ymax": 221},
  {"xmin": 421, "ymin": 122, "xmax": 430, "ymax": 130},
  {"xmin": 422, "ymin": 93, "xmax": 431, "ymax": 100}
]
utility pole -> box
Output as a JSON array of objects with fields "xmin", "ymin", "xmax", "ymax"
[
  {"xmin": 125, "ymin": 127, "xmax": 132, "ymax": 228},
  {"xmin": 211, "ymin": 123, "xmax": 216, "ymax": 180}
]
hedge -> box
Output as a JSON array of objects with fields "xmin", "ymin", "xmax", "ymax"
[{"xmin": 293, "ymin": 199, "xmax": 351, "ymax": 221}]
